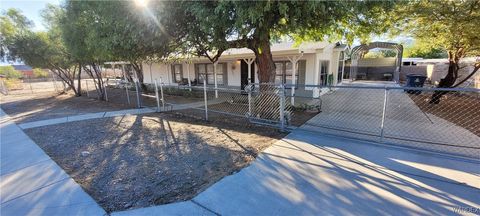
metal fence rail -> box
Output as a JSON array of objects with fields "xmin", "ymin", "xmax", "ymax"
[{"xmin": 286, "ymin": 84, "xmax": 480, "ymax": 159}]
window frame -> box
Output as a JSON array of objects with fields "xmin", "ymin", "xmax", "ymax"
[
  {"xmin": 171, "ymin": 64, "xmax": 184, "ymax": 83},
  {"xmin": 274, "ymin": 61, "xmax": 298, "ymax": 88},
  {"xmin": 195, "ymin": 63, "xmax": 227, "ymax": 85}
]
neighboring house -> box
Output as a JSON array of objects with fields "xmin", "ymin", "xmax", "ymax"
[
  {"xmin": 141, "ymin": 42, "xmax": 348, "ymax": 97},
  {"xmin": 416, "ymin": 57, "xmax": 479, "ymax": 87},
  {"xmin": 398, "ymin": 57, "xmax": 480, "ymax": 88},
  {"xmin": 12, "ymin": 65, "xmax": 33, "ymax": 77}
]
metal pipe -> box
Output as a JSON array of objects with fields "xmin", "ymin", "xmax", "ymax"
[
  {"xmin": 203, "ymin": 75, "xmax": 208, "ymax": 121},
  {"xmin": 380, "ymin": 87, "xmax": 388, "ymax": 142},
  {"xmin": 103, "ymin": 78, "xmax": 108, "ymax": 101},
  {"xmin": 279, "ymin": 84, "xmax": 286, "ymax": 131},
  {"xmin": 122, "ymin": 64, "xmax": 131, "ymax": 105},
  {"xmin": 213, "ymin": 61, "xmax": 218, "ymax": 98},
  {"xmin": 159, "ymin": 77, "xmax": 165, "ymax": 111},
  {"xmin": 154, "ymin": 79, "xmax": 160, "ymax": 112},
  {"xmin": 85, "ymin": 79, "xmax": 90, "ymax": 97}
]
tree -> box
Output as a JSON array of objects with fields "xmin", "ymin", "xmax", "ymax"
[
  {"xmin": 0, "ymin": 8, "xmax": 33, "ymax": 60},
  {"xmin": 1, "ymin": 8, "xmax": 82, "ymax": 96},
  {"xmin": 393, "ymin": 0, "xmax": 480, "ymax": 102},
  {"xmin": 403, "ymin": 42, "xmax": 447, "ymax": 59},
  {"xmin": 33, "ymin": 68, "xmax": 48, "ymax": 78},
  {"xmin": 155, "ymin": 1, "xmax": 396, "ymax": 84},
  {"xmin": 62, "ymin": 0, "xmax": 174, "ymax": 91},
  {"xmin": 0, "ymin": 65, "xmax": 22, "ymax": 79}
]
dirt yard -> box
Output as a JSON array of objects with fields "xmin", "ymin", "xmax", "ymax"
[
  {"xmin": 0, "ymin": 92, "xmax": 130, "ymax": 124},
  {"xmin": 24, "ymin": 111, "xmax": 286, "ymax": 212},
  {"xmin": 409, "ymin": 92, "xmax": 480, "ymax": 137}
]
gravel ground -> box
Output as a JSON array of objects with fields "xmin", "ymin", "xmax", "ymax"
[
  {"xmin": 0, "ymin": 92, "xmax": 130, "ymax": 124},
  {"xmin": 409, "ymin": 92, "xmax": 480, "ymax": 136},
  {"xmin": 24, "ymin": 112, "xmax": 286, "ymax": 212}
]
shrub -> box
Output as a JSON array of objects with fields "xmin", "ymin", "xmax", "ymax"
[
  {"xmin": 3, "ymin": 78, "xmax": 23, "ymax": 90},
  {"xmin": 33, "ymin": 68, "xmax": 49, "ymax": 78},
  {"xmin": 0, "ymin": 66, "xmax": 23, "ymax": 79}
]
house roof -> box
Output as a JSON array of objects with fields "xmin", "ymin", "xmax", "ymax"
[
  {"xmin": 222, "ymin": 42, "xmax": 333, "ymax": 58},
  {"xmin": 12, "ymin": 65, "xmax": 33, "ymax": 71}
]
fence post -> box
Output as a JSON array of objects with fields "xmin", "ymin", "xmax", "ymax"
[
  {"xmin": 159, "ymin": 78, "xmax": 165, "ymax": 111},
  {"xmin": 51, "ymin": 72, "xmax": 58, "ymax": 93},
  {"xmin": 103, "ymin": 78, "xmax": 109, "ymax": 101},
  {"xmin": 154, "ymin": 79, "xmax": 161, "ymax": 112},
  {"xmin": 85, "ymin": 80, "xmax": 90, "ymax": 97},
  {"xmin": 380, "ymin": 87, "xmax": 389, "ymax": 142},
  {"xmin": 203, "ymin": 78, "xmax": 208, "ymax": 121},
  {"xmin": 125, "ymin": 83, "xmax": 131, "ymax": 105},
  {"xmin": 134, "ymin": 80, "xmax": 141, "ymax": 108},
  {"xmin": 27, "ymin": 75, "xmax": 33, "ymax": 94},
  {"xmin": 247, "ymin": 84, "xmax": 252, "ymax": 115},
  {"xmin": 279, "ymin": 84, "xmax": 286, "ymax": 131}
]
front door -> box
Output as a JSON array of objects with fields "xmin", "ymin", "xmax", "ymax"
[{"xmin": 240, "ymin": 60, "xmax": 255, "ymax": 90}]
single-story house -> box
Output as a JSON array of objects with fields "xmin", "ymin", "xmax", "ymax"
[
  {"xmin": 140, "ymin": 42, "xmax": 348, "ymax": 97},
  {"xmin": 398, "ymin": 57, "xmax": 479, "ymax": 88},
  {"xmin": 12, "ymin": 65, "xmax": 33, "ymax": 77}
]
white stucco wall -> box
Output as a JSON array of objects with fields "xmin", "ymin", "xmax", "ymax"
[{"xmin": 141, "ymin": 44, "xmax": 341, "ymax": 90}]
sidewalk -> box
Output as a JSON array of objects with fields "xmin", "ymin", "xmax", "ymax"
[{"xmin": 0, "ymin": 109, "xmax": 106, "ymax": 215}]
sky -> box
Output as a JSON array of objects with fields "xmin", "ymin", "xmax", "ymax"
[{"xmin": 0, "ymin": 0, "xmax": 61, "ymax": 31}]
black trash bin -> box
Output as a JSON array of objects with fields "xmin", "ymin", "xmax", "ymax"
[{"xmin": 405, "ymin": 74, "xmax": 427, "ymax": 94}]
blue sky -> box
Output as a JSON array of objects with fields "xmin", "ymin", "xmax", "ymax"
[{"xmin": 0, "ymin": 0, "xmax": 61, "ymax": 31}]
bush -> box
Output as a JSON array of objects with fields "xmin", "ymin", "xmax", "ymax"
[
  {"xmin": 3, "ymin": 78, "xmax": 23, "ymax": 90},
  {"xmin": 0, "ymin": 66, "xmax": 23, "ymax": 79},
  {"xmin": 33, "ymin": 68, "xmax": 49, "ymax": 78}
]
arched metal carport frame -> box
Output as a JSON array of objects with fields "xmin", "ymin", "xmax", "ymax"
[{"xmin": 349, "ymin": 42, "xmax": 403, "ymax": 83}]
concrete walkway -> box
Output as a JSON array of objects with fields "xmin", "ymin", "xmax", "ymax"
[
  {"xmin": 17, "ymin": 100, "xmax": 212, "ymax": 129},
  {"xmin": 112, "ymin": 130, "xmax": 480, "ymax": 215},
  {"xmin": 0, "ymin": 109, "xmax": 106, "ymax": 215}
]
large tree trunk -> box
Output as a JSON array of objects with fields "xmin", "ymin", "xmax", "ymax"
[
  {"xmin": 250, "ymin": 28, "xmax": 276, "ymax": 84},
  {"xmin": 83, "ymin": 63, "xmax": 106, "ymax": 100},
  {"xmin": 430, "ymin": 50, "xmax": 461, "ymax": 104},
  {"xmin": 131, "ymin": 61, "xmax": 147, "ymax": 91}
]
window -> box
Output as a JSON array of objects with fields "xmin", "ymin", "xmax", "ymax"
[
  {"xmin": 319, "ymin": 60, "xmax": 329, "ymax": 86},
  {"xmin": 274, "ymin": 61, "xmax": 298, "ymax": 87},
  {"xmin": 172, "ymin": 64, "xmax": 183, "ymax": 83},
  {"xmin": 196, "ymin": 63, "xmax": 226, "ymax": 85}
]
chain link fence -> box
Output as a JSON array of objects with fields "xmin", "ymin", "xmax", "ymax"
[
  {"xmin": 0, "ymin": 76, "xmax": 64, "ymax": 96},
  {"xmin": 287, "ymin": 84, "xmax": 480, "ymax": 159}
]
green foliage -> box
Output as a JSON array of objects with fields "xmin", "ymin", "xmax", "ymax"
[
  {"xmin": 392, "ymin": 0, "xmax": 480, "ymax": 59},
  {"xmin": 3, "ymin": 78, "xmax": 22, "ymax": 90},
  {"xmin": 403, "ymin": 42, "xmax": 447, "ymax": 59},
  {"xmin": 33, "ymin": 68, "xmax": 48, "ymax": 78},
  {"xmin": 0, "ymin": 8, "xmax": 33, "ymax": 61},
  {"xmin": 364, "ymin": 49, "xmax": 397, "ymax": 58},
  {"xmin": 0, "ymin": 65, "xmax": 22, "ymax": 79}
]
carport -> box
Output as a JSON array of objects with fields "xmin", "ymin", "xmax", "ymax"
[{"xmin": 349, "ymin": 42, "xmax": 403, "ymax": 83}]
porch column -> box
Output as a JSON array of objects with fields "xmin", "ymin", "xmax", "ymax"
[
  {"xmin": 213, "ymin": 61, "xmax": 218, "ymax": 98},
  {"xmin": 166, "ymin": 62, "xmax": 171, "ymax": 85},
  {"xmin": 287, "ymin": 53, "xmax": 303, "ymax": 106},
  {"xmin": 243, "ymin": 58, "xmax": 255, "ymax": 85}
]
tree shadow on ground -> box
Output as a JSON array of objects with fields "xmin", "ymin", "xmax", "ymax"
[{"xmin": 24, "ymin": 112, "xmax": 284, "ymax": 213}]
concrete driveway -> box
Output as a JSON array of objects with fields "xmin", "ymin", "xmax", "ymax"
[{"xmin": 301, "ymin": 82, "xmax": 479, "ymax": 158}]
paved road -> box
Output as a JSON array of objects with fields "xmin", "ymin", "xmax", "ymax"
[
  {"xmin": 0, "ymin": 109, "xmax": 106, "ymax": 216},
  {"xmin": 114, "ymin": 130, "xmax": 480, "ymax": 215}
]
